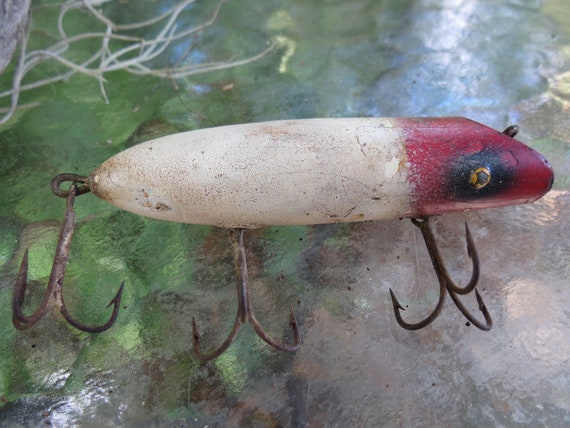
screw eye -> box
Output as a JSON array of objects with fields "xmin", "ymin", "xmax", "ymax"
[{"xmin": 469, "ymin": 166, "xmax": 491, "ymax": 189}]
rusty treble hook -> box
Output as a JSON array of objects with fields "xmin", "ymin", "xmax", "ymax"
[
  {"xmin": 192, "ymin": 228, "xmax": 300, "ymax": 360},
  {"xmin": 12, "ymin": 174, "xmax": 124, "ymax": 332},
  {"xmin": 387, "ymin": 123, "xmax": 519, "ymax": 331},
  {"xmin": 389, "ymin": 218, "xmax": 492, "ymax": 331}
]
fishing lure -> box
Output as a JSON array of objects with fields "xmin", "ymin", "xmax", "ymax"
[{"xmin": 13, "ymin": 117, "xmax": 553, "ymax": 359}]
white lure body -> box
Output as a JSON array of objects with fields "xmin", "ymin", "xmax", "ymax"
[
  {"xmin": 90, "ymin": 118, "xmax": 410, "ymax": 228},
  {"xmin": 89, "ymin": 117, "xmax": 553, "ymax": 228}
]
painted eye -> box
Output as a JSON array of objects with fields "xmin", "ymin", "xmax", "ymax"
[
  {"xmin": 449, "ymin": 149, "xmax": 512, "ymax": 200},
  {"xmin": 469, "ymin": 166, "xmax": 491, "ymax": 189}
]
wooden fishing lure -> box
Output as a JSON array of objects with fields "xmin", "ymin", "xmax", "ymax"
[
  {"xmin": 13, "ymin": 117, "xmax": 555, "ymax": 359},
  {"xmin": 90, "ymin": 117, "xmax": 553, "ymax": 227}
]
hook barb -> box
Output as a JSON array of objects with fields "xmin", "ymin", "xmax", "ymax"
[
  {"xmin": 390, "ymin": 218, "xmax": 492, "ymax": 331},
  {"xmin": 12, "ymin": 178, "xmax": 124, "ymax": 333},
  {"xmin": 192, "ymin": 228, "xmax": 300, "ymax": 361}
]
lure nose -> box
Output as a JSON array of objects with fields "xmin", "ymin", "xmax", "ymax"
[{"xmin": 506, "ymin": 144, "xmax": 554, "ymax": 204}]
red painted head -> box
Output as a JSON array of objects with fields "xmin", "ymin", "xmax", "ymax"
[{"xmin": 402, "ymin": 117, "xmax": 554, "ymax": 217}]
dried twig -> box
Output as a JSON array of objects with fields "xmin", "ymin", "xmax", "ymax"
[{"xmin": 0, "ymin": 0, "xmax": 274, "ymax": 125}]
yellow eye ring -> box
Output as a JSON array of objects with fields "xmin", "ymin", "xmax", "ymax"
[{"xmin": 469, "ymin": 166, "xmax": 491, "ymax": 189}]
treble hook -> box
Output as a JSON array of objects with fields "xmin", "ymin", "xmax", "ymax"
[
  {"xmin": 192, "ymin": 228, "xmax": 300, "ymax": 360},
  {"xmin": 389, "ymin": 218, "xmax": 492, "ymax": 331},
  {"xmin": 12, "ymin": 174, "xmax": 124, "ymax": 332}
]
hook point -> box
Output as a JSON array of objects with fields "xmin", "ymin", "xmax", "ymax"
[
  {"xmin": 389, "ymin": 288, "xmax": 405, "ymax": 311},
  {"xmin": 106, "ymin": 281, "xmax": 125, "ymax": 309}
]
